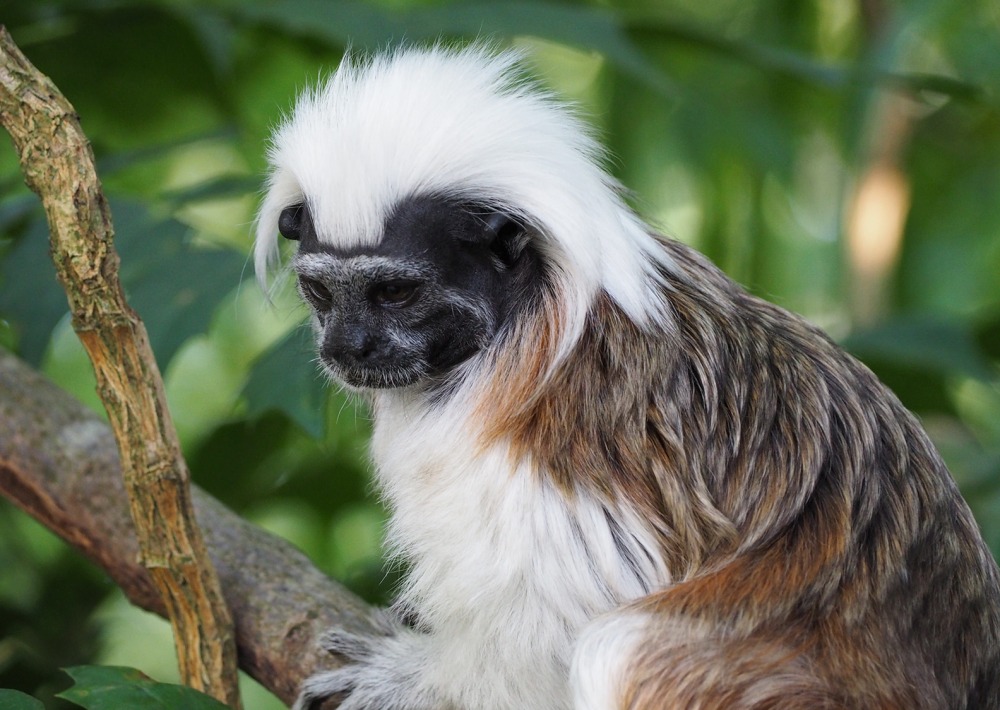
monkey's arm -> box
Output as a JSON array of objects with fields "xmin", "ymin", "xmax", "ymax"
[{"xmin": 0, "ymin": 348, "xmax": 377, "ymax": 706}]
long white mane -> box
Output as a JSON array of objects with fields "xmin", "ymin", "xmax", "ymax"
[{"xmin": 255, "ymin": 44, "xmax": 672, "ymax": 359}]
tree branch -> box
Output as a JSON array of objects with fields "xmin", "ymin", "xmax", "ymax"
[
  {"xmin": 0, "ymin": 25, "xmax": 373, "ymax": 707},
  {"xmin": 0, "ymin": 348, "xmax": 375, "ymax": 705},
  {"xmin": 0, "ymin": 24, "xmax": 241, "ymax": 704}
]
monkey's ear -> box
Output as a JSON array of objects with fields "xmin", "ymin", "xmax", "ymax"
[
  {"xmin": 479, "ymin": 211, "xmax": 529, "ymax": 268},
  {"xmin": 278, "ymin": 203, "xmax": 305, "ymax": 241},
  {"xmin": 278, "ymin": 202, "xmax": 322, "ymax": 251}
]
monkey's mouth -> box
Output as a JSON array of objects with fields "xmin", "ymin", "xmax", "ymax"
[{"xmin": 322, "ymin": 360, "xmax": 427, "ymax": 390}]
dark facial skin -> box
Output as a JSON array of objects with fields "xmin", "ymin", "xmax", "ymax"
[{"xmin": 281, "ymin": 195, "xmax": 545, "ymax": 390}]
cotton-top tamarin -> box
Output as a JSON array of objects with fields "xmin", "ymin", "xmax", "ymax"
[{"xmin": 255, "ymin": 45, "xmax": 1000, "ymax": 710}]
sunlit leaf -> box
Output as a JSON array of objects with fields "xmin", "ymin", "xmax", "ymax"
[
  {"xmin": 162, "ymin": 175, "xmax": 260, "ymax": 207},
  {"xmin": 95, "ymin": 128, "xmax": 238, "ymax": 178}
]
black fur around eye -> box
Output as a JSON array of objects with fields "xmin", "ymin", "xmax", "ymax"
[
  {"xmin": 298, "ymin": 276, "xmax": 333, "ymax": 307},
  {"xmin": 371, "ymin": 281, "xmax": 419, "ymax": 307}
]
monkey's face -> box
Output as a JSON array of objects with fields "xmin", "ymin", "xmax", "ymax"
[{"xmin": 283, "ymin": 195, "xmax": 540, "ymax": 390}]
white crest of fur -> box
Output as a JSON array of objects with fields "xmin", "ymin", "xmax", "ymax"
[{"xmin": 256, "ymin": 44, "xmax": 673, "ymax": 361}]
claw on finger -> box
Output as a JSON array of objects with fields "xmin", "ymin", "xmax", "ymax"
[
  {"xmin": 318, "ymin": 629, "xmax": 375, "ymax": 659},
  {"xmin": 294, "ymin": 668, "xmax": 357, "ymax": 710}
]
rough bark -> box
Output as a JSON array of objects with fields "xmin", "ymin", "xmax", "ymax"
[
  {"xmin": 0, "ymin": 24, "xmax": 370, "ymax": 707},
  {"xmin": 0, "ymin": 348, "xmax": 375, "ymax": 705},
  {"xmin": 0, "ymin": 23, "xmax": 241, "ymax": 706}
]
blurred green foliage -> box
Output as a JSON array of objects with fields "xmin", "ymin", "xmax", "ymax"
[{"xmin": 1, "ymin": 0, "xmax": 998, "ymax": 706}]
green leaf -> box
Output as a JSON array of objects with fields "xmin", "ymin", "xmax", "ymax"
[
  {"xmin": 844, "ymin": 317, "xmax": 996, "ymax": 382},
  {"xmin": 0, "ymin": 197, "xmax": 245, "ymax": 368},
  {"xmin": 243, "ymin": 325, "xmax": 327, "ymax": 438},
  {"xmin": 110, "ymin": 200, "xmax": 246, "ymax": 368},
  {"xmin": 0, "ymin": 191, "xmax": 37, "ymax": 232},
  {"xmin": 230, "ymin": 0, "xmax": 674, "ymax": 95},
  {"xmin": 0, "ymin": 689, "xmax": 45, "ymax": 710},
  {"xmin": 19, "ymin": 7, "xmax": 226, "ymax": 150},
  {"xmin": 95, "ymin": 128, "xmax": 239, "ymax": 178},
  {"xmin": 56, "ymin": 666, "xmax": 229, "ymax": 710},
  {"xmin": 622, "ymin": 12, "xmax": 987, "ymax": 102},
  {"xmin": 162, "ymin": 175, "xmax": 261, "ymax": 208},
  {"xmin": 0, "ymin": 218, "xmax": 70, "ymax": 366}
]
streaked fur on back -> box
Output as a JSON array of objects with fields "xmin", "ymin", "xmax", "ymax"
[{"xmin": 258, "ymin": 45, "xmax": 1000, "ymax": 710}]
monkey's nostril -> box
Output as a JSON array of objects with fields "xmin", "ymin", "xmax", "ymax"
[
  {"xmin": 326, "ymin": 328, "xmax": 383, "ymax": 364},
  {"xmin": 358, "ymin": 335, "xmax": 378, "ymax": 360}
]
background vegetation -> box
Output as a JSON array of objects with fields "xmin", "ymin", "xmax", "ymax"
[{"xmin": 2, "ymin": 0, "xmax": 999, "ymax": 707}]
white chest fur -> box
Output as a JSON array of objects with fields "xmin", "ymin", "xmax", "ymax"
[{"xmin": 370, "ymin": 390, "xmax": 669, "ymax": 709}]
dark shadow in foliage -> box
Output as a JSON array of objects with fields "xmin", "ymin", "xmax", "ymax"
[
  {"xmin": 0, "ymin": 508, "xmax": 108, "ymax": 710},
  {"xmin": 0, "ymin": 199, "xmax": 245, "ymax": 370}
]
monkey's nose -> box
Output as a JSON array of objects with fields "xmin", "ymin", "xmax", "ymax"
[{"xmin": 324, "ymin": 328, "xmax": 383, "ymax": 365}]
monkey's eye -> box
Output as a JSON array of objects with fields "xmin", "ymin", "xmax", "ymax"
[
  {"xmin": 371, "ymin": 281, "xmax": 419, "ymax": 308},
  {"xmin": 298, "ymin": 276, "xmax": 333, "ymax": 308},
  {"xmin": 278, "ymin": 204, "xmax": 304, "ymax": 240}
]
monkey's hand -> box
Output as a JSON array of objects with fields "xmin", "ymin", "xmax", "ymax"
[{"xmin": 294, "ymin": 610, "xmax": 445, "ymax": 710}]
